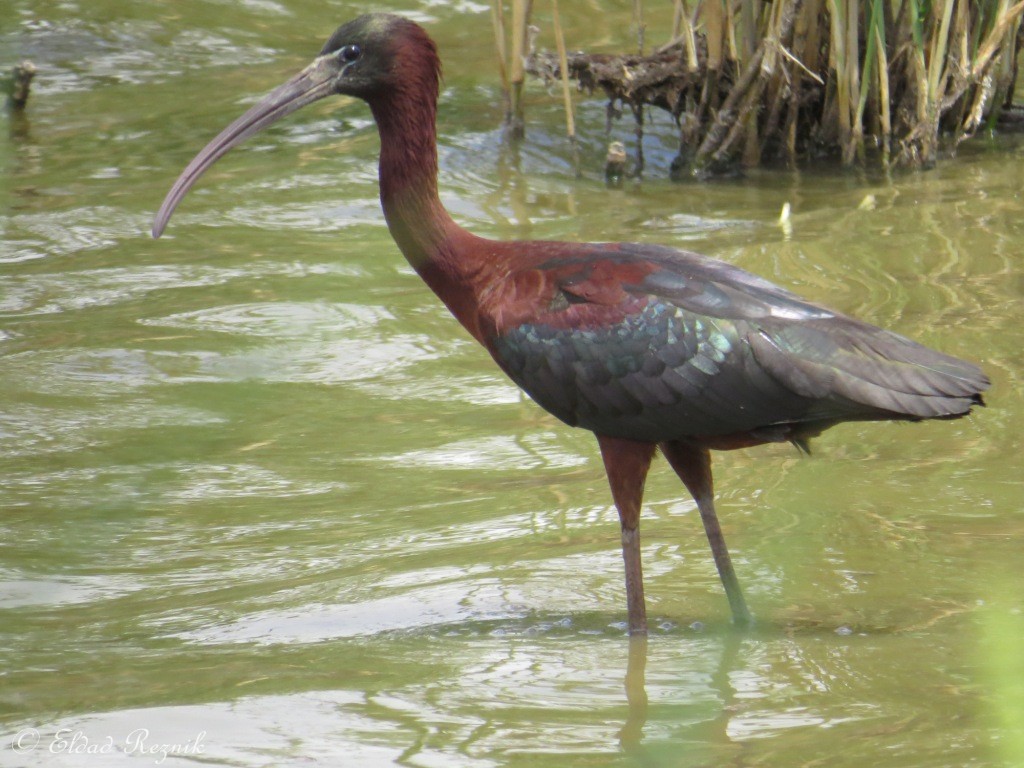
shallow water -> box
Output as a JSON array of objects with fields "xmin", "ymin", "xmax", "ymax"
[{"xmin": 2, "ymin": 1, "xmax": 1022, "ymax": 766}]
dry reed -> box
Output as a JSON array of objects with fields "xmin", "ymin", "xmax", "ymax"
[{"xmin": 516, "ymin": 0, "xmax": 1024, "ymax": 173}]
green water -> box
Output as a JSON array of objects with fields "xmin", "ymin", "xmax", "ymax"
[{"xmin": 2, "ymin": 1, "xmax": 1022, "ymax": 766}]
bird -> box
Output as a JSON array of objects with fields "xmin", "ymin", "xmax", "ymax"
[{"xmin": 153, "ymin": 13, "xmax": 989, "ymax": 635}]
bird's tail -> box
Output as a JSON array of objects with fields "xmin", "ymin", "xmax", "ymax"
[{"xmin": 749, "ymin": 321, "xmax": 989, "ymax": 422}]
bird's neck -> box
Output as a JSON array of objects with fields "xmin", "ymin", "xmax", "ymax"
[
  {"xmin": 371, "ymin": 95, "xmax": 458, "ymax": 271},
  {"xmin": 370, "ymin": 93, "xmax": 493, "ymax": 341}
]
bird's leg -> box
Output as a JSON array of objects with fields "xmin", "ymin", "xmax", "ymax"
[
  {"xmin": 597, "ymin": 434, "xmax": 657, "ymax": 636},
  {"xmin": 660, "ymin": 441, "xmax": 752, "ymax": 627}
]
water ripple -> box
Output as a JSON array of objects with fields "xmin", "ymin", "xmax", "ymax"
[{"xmin": 6, "ymin": 19, "xmax": 280, "ymax": 95}]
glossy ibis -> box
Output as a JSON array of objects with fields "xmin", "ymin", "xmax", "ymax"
[{"xmin": 153, "ymin": 14, "xmax": 989, "ymax": 635}]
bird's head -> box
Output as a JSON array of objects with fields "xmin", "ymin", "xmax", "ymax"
[
  {"xmin": 318, "ymin": 14, "xmax": 439, "ymax": 101},
  {"xmin": 152, "ymin": 13, "xmax": 438, "ymax": 238}
]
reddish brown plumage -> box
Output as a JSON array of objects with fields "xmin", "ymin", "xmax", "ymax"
[{"xmin": 153, "ymin": 14, "xmax": 989, "ymax": 635}]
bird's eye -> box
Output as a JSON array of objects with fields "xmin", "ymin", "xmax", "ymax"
[{"xmin": 337, "ymin": 44, "xmax": 361, "ymax": 64}]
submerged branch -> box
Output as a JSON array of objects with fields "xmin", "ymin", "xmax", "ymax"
[{"xmin": 5, "ymin": 61, "xmax": 36, "ymax": 111}]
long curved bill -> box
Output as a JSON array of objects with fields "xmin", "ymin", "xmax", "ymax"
[{"xmin": 152, "ymin": 55, "xmax": 338, "ymax": 238}]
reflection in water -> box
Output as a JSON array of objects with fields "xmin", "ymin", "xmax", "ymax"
[
  {"xmin": 619, "ymin": 635, "xmax": 648, "ymax": 749},
  {"xmin": 6, "ymin": 107, "xmax": 31, "ymax": 144},
  {"xmin": 706, "ymin": 631, "xmax": 745, "ymax": 766},
  {"xmin": 619, "ymin": 630, "xmax": 748, "ymax": 765}
]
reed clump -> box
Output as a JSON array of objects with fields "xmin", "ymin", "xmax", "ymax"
[{"xmin": 511, "ymin": 1, "xmax": 1024, "ymax": 175}]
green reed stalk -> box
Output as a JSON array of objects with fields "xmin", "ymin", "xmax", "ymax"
[
  {"xmin": 551, "ymin": 0, "xmax": 576, "ymax": 142},
  {"xmin": 509, "ymin": 0, "xmax": 533, "ymax": 139},
  {"xmin": 490, "ymin": 0, "xmax": 511, "ymax": 121}
]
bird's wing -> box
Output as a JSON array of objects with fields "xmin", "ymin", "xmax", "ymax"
[
  {"xmin": 486, "ymin": 242, "xmax": 986, "ymax": 443},
  {"xmin": 623, "ymin": 243, "xmax": 986, "ymax": 411}
]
